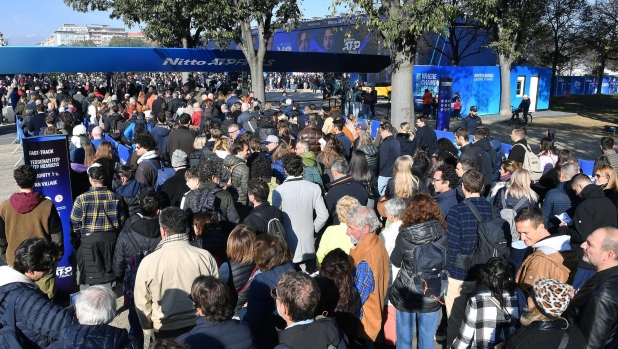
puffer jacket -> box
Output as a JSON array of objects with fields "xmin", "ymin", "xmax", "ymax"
[
  {"xmin": 47, "ymin": 324, "xmax": 139, "ymax": 349},
  {"xmin": 224, "ymin": 155, "xmax": 250, "ymax": 206},
  {"xmin": 297, "ymin": 125, "xmax": 324, "ymax": 153},
  {"xmin": 271, "ymin": 159, "xmax": 286, "ymax": 184},
  {"xmin": 114, "ymin": 179, "xmax": 155, "ymax": 216},
  {"xmin": 358, "ymin": 144, "xmax": 379, "ymax": 175},
  {"xmin": 388, "ymin": 220, "xmax": 449, "ymax": 313},
  {"xmin": 112, "ymin": 213, "xmax": 162, "ymax": 278},
  {"xmin": 220, "ymin": 260, "xmax": 258, "ymax": 316},
  {"xmin": 0, "ymin": 266, "xmax": 78, "ymax": 349}
]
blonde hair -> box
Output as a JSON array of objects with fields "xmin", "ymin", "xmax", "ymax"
[
  {"xmin": 393, "ymin": 156, "xmax": 420, "ymax": 199},
  {"xmin": 596, "ymin": 164, "xmax": 618, "ymax": 190},
  {"xmin": 506, "ymin": 169, "xmax": 538, "ymax": 203},
  {"xmin": 272, "ymin": 142, "xmax": 293, "ymax": 162},
  {"xmin": 336, "ymin": 196, "xmax": 361, "ymax": 223},
  {"xmin": 213, "ymin": 138, "xmax": 231, "ymax": 153},
  {"xmin": 520, "ymin": 307, "xmax": 549, "ymax": 326},
  {"xmin": 400, "ymin": 122, "xmax": 414, "ymax": 140},
  {"xmin": 194, "ymin": 135, "xmax": 207, "ymax": 150}
]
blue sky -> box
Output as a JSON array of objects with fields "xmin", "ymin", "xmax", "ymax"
[{"xmin": 1, "ymin": 0, "xmax": 335, "ymax": 46}]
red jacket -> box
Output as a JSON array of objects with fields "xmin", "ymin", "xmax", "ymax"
[{"xmin": 422, "ymin": 92, "xmax": 432, "ymax": 105}]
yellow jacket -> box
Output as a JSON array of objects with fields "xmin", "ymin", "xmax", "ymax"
[{"xmin": 316, "ymin": 223, "xmax": 353, "ymax": 265}]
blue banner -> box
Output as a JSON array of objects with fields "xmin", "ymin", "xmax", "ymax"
[
  {"xmin": 570, "ymin": 76, "xmax": 585, "ymax": 95},
  {"xmin": 22, "ymin": 135, "xmax": 75, "ymax": 302},
  {"xmin": 437, "ymin": 76, "xmax": 453, "ymax": 131},
  {"xmin": 555, "ymin": 76, "xmax": 569, "ymax": 96},
  {"xmin": 0, "ymin": 47, "xmax": 390, "ymax": 74}
]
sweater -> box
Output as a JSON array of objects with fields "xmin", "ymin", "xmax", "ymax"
[
  {"xmin": 350, "ymin": 233, "xmax": 389, "ymax": 341},
  {"xmin": 0, "ymin": 192, "xmax": 63, "ymax": 265},
  {"xmin": 316, "ymin": 223, "xmax": 353, "ymax": 265},
  {"xmin": 134, "ymin": 240, "xmax": 219, "ymax": 331}
]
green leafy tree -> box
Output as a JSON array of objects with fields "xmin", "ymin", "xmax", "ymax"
[
  {"xmin": 64, "ymin": 0, "xmax": 301, "ymax": 103},
  {"xmin": 107, "ymin": 36, "xmax": 150, "ymax": 47},
  {"xmin": 579, "ymin": 0, "xmax": 618, "ymax": 94},
  {"xmin": 470, "ymin": 0, "xmax": 545, "ymax": 115},
  {"xmin": 331, "ymin": 0, "xmax": 455, "ymax": 127},
  {"xmin": 200, "ymin": 0, "xmax": 301, "ymax": 103}
]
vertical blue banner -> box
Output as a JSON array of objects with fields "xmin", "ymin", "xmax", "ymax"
[
  {"xmin": 437, "ymin": 76, "xmax": 453, "ymax": 131},
  {"xmin": 570, "ymin": 77, "xmax": 585, "ymax": 95},
  {"xmin": 22, "ymin": 135, "xmax": 75, "ymax": 302}
]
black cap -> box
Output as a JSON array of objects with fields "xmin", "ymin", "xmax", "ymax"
[{"xmin": 470, "ymin": 106, "xmax": 478, "ymax": 112}]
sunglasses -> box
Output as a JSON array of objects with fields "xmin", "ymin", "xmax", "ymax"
[
  {"xmin": 595, "ymin": 173, "xmax": 604, "ymax": 178},
  {"xmin": 270, "ymin": 286, "xmax": 278, "ymax": 299}
]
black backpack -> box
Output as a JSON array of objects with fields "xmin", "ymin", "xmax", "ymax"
[
  {"xmin": 0, "ymin": 289, "xmax": 27, "ymax": 349},
  {"xmin": 453, "ymin": 200, "xmax": 511, "ymax": 272},
  {"xmin": 253, "ymin": 211, "xmax": 286, "ymax": 238},
  {"xmin": 189, "ymin": 188, "xmax": 228, "ymax": 226}
]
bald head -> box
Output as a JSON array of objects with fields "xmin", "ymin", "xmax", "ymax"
[
  {"xmin": 583, "ymin": 227, "xmax": 618, "ymax": 271},
  {"xmin": 91, "ymin": 126, "xmax": 103, "ymax": 139}
]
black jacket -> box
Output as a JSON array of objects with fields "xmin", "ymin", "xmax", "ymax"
[
  {"xmin": 389, "ymin": 220, "xmax": 449, "ymax": 313},
  {"xmin": 47, "ymin": 324, "xmax": 139, "ymax": 349},
  {"xmin": 505, "ymin": 319, "xmax": 586, "ymax": 349},
  {"xmin": 112, "ymin": 213, "xmax": 162, "ymax": 278},
  {"xmin": 0, "ymin": 270, "xmax": 78, "ymax": 349},
  {"xmin": 508, "ymin": 139, "xmax": 528, "ymax": 165},
  {"xmin": 378, "ymin": 135, "xmax": 400, "ymax": 177},
  {"xmin": 474, "ymin": 137, "xmax": 497, "ymax": 175},
  {"xmin": 559, "ymin": 184, "xmax": 618, "ymax": 269},
  {"xmin": 160, "ymin": 168, "xmax": 190, "ymax": 208},
  {"xmin": 325, "ymin": 175, "xmax": 369, "ymax": 225},
  {"xmin": 358, "ymin": 145, "xmax": 379, "ymax": 175},
  {"xmin": 243, "ymin": 202, "xmax": 284, "ymax": 235},
  {"xmin": 566, "ymin": 265, "xmax": 618, "ymax": 349},
  {"xmin": 459, "ymin": 142, "xmax": 493, "ymax": 187},
  {"xmin": 275, "ymin": 317, "xmax": 346, "ymax": 349},
  {"xmin": 396, "ymin": 133, "xmax": 417, "ymax": 157},
  {"xmin": 169, "ymin": 98, "xmax": 184, "ymax": 114},
  {"xmin": 176, "ymin": 317, "xmax": 255, "ymax": 349},
  {"xmin": 28, "ymin": 113, "xmax": 47, "ymax": 136},
  {"xmin": 103, "ymin": 112, "xmax": 124, "ymax": 133},
  {"xmin": 114, "ymin": 179, "xmax": 155, "ymax": 216},
  {"xmin": 415, "ymin": 125, "xmax": 437, "ymax": 153},
  {"xmin": 74, "ymin": 231, "xmax": 117, "ymax": 285}
]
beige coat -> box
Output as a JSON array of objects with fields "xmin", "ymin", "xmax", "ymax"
[{"xmin": 134, "ymin": 240, "xmax": 219, "ymax": 331}]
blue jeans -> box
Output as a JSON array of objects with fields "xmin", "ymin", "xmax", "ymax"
[
  {"xmin": 363, "ymin": 104, "xmax": 371, "ymax": 118},
  {"xmin": 128, "ymin": 305, "xmax": 144, "ymax": 345},
  {"xmin": 353, "ymin": 102, "xmax": 361, "ymax": 117},
  {"xmin": 396, "ymin": 309, "xmax": 440, "ymax": 349},
  {"xmin": 396, "ymin": 310, "xmax": 440, "ymax": 349},
  {"xmin": 378, "ymin": 176, "xmax": 391, "ymax": 196}
]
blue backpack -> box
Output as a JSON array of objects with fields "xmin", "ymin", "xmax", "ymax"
[{"xmin": 146, "ymin": 159, "xmax": 176, "ymax": 193}]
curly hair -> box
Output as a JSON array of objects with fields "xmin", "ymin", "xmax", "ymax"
[
  {"xmin": 250, "ymin": 154, "xmax": 273, "ymax": 179},
  {"xmin": 133, "ymin": 132, "xmax": 157, "ymax": 150},
  {"xmin": 402, "ymin": 193, "xmax": 447, "ymax": 228},
  {"xmin": 320, "ymin": 248, "xmax": 356, "ymax": 313},
  {"xmin": 281, "ymin": 154, "xmax": 304, "ymax": 177},
  {"xmin": 320, "ymin": 133, "xmax": 344, "ymax": 169},
  {"xmin": 199, "ymin": 160, "xmax": 222, "ymax": 183}
]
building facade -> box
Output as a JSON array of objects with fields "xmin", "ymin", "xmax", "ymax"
[{"xmin": 37, "ymin": 24, "xmax": 128, "ymax": 47}]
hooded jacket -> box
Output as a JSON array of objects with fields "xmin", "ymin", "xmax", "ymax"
[
  {"xmin": 135, "ymin": 151, "xmax": 161, "ymax": 188},
  {"xmin": 459, "ymin": 142, "xmax": 493, "ymax": 187},
  {"xmin": 559, "ymin": 184, "xmax": 618, "ymax": 269},
  {"xmin": 389, "ymin": 220, "xmax": 449, "ymax": 313},
  {"xmin": 396, "ymin": 133, "xmax": 417, "ymax": 157},
  {"xmin": 515, "ymin": 234, "xmax": 579, "ymax": 290},
  {"xmin": 0, "ymin": 192, "xmax": 63, "ymax": 265},
  {"xmin": 0, "ymin": 266, "xmax": 78, "ymax": 349},
  {"xmin": 224, "ymin": 155, "xmax": 250, "ymax": 206},
  {"xmin": 46, "ymin": 324, "xmax": 139, "ymax": 349},
  {"xmin": 474, "ymin": 137, "xmax": 497, "ymax": 175},
  {"xmin": 112, "ymin": 213, "xmax": 162, "ymax": 278},
  {"xmin": 114, "ymin": 180, "xmax": 155, "ymax": 217}
]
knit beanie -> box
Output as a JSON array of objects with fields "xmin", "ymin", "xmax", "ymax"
[
  {"xmin": 171, "ymin": 149, "xmax": 188, "ymax": 168},
  {"xmin": 532, "ymin": 278, "xmax": 574, "ymax": 319}
]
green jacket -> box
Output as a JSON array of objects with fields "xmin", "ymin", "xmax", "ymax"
[{"xmin": 299, "ymin": 151, "xmax": 322, "ymax": 174}]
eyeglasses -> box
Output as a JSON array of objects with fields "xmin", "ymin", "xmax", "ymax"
[
  {"xmin": 431, "ymin": 178, "xmax": 443, "ymax": 183},
  {"xmin": 229, "ymin": 130, "xmax": 238, "ymax": 134},
  {"xmin": 270, "ymin": 286, "xmax": 278, "ymax": 299}
]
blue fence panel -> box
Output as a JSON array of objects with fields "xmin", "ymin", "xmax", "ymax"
[
  {"xmin": 579, "ymin": 159, "xmax": 595, "ymax": 176},
  {"xmin": 371, "ymin": 120, "xmax": 380, "ymax": 138},
  {"xmin": 117, "ymin": 144, "xmax": 134, "ymax": 166}
]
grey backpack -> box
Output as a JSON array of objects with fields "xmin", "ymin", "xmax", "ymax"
[{"xmin": 500, "ymin": 192, "xmax": 527, "ymax": 243}]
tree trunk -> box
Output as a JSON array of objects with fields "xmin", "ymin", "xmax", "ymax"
[
  {"xmin": 498, "ymin": 53, "xmax": 513, "ymax": 116},
  {"xmin": 390, "ymin": 49, "xmax": 415, "ymax": 129},
  {"xmin": 597, "ymin": 57, "xmax": 605, "ymax": 95},
  {"xmin": 238, "ymin": 21, "xmax": 267, "ymax": 104}
]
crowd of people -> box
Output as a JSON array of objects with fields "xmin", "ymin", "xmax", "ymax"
[{"xmin": 0, "ymin": 74, "xmax": 618, "ymax": 349}]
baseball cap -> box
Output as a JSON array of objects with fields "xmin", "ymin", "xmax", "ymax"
[
  {"xmin": 262, "ymin": 135, "xmax": 280, "ymax": 144},
  {"xmin": 354, "ymin": 123, "xmax": 368, "ymax": 131},
  {"xmin": 470, "ymin": 106, "xmax": 478, "ymax": 112}
]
